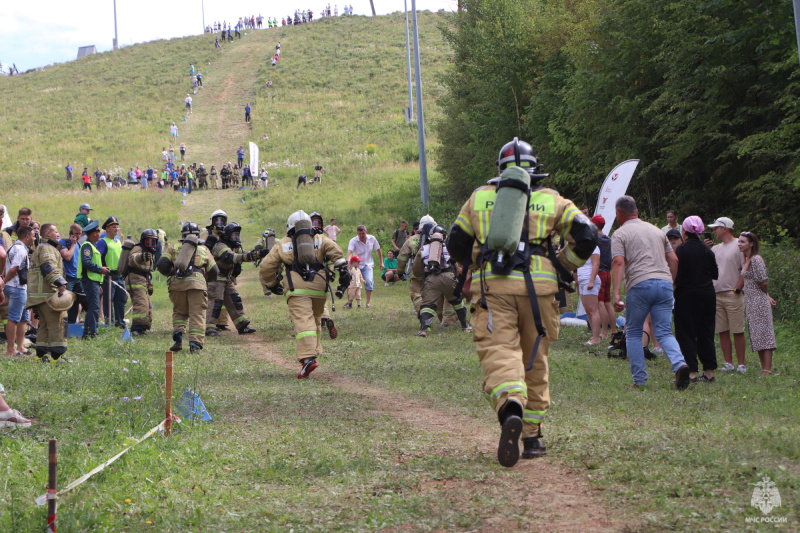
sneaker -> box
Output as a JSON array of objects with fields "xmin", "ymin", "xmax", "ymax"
[
  {"xmin": 737, "ymin": 365, "xmax": 747, "ymax": 374},
  {"xmin": 720, "ymin": 362, "xmax": 735, "ymax": 371},
  {"xmin": 675, "ymin": 365, "xmax": 691, "ymax": 390},
  {"xmin": 463, "ymin": 326, "xmax": 473, "ymax": 333},
  {"xmin": 298, "ymin": 358, "xmax": 319, "ymax": 379},
  {"xmin": 521, "ymin": 437, "xmax": 547, "ymax": 459},
  {"xmin": 343, "ymin": 302, "xmax": 352, "ymax": 309},
  {"xmin": 697, "ymin": 375, "xmax": 715, "ymax": 383},
  {"xmin": 237, "ymin": 327, "xmax": 256, "ymax": 335},
  {"xmin": 651, "ymin": 347, "xmax": 664, "ymax": 355},
  {"xmin": 384, "ymin": 282, "xmax": 389, "ymax": 287},
  {"xmin": 0, "ymin": 409, "xmax": 32, "ymax": 428},
  {"xmin": 326, "ymin": 318, "xmax": 338, "ymax": 339}
]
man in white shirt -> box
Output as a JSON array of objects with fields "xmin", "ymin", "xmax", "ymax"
[
  {"xmin": 347, "ymin": 225, "xmax": 382, "ymax": 308},
  {"xmin": 704, "ymin": 217, "xmax": 746, "ymax": 372},
  {"xmin": 323, "ymin": 219, "xmax": 340, "ymax": 242}
]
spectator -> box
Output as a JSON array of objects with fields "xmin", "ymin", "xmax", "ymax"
[
  {"xmin": 738, "ymin": 232, "xmax": 777, "ymax": 376},
  {"xmin": 65, "ymin": 162, "xmax": 73, "ymax": 181},
  {"xmin": 662, "ymin": 210, "xmax": 679, "ymax": 234},
  {"xmin": 185, "ymin": 94, "xmax": 193, "ymax": 114},
  {"xmin": 666, "ymin": 228, "xmax": 683, "ymax": 251},
  {"xmin": 82, "ymin": 168, "xmax": 92, "ymax": 191},
  {"xmin": 245, "ymin": 103, "xmax": 251, "ymax": 123},
  {"xmin": 344, "ymin": 256, "xmax": 365, "ymax": 309},
  {"xmin": 391, "ymin": 220, "xmax": 409, "ymax": 254},
  {"xmin": 162, "ymin": 147, "xmax": 169, "ymax": 162},
  {"xmin": 59, "ymin": 223, "xmax": 84, "ymax": 323},
  {"xmin": 382, "ymin": 250, "xmax": 399, "ymax": 285},
  {"xmin": 576, "ymin": 239, "xmax": 602, "ymax": 345},
  {"xmin": 4, "ymin": 207, "xmax": 33, "ymax": 239},
  {"xmin": 313, "ymin": 162, "xmax": 324, "ymax": 183},
  {"xmin": 674, "ymin": 216, "xmax": 719, "ymax": 382},
  {"xmin": 704, "ymin": 217, "xmax": 746, "ymax": 372},
  {"xmin": 180, "ymin": 143, "xmax": 186, "ymax": 162},
  {"xmin": 196, "ymin": 72, "xmax": 202, "ymax": 87},
  {"xmin": 611, "ymin": 195, "xmax": 690, "ymax": 390},
  {"xmin": 323, "ymin": 218, "xmax": 340, "ymax": 242},
  {"xmin": 579, "ymin": 205, "xmax": 590, "ymax": 217},
  {"xmin": 259, "ymin": 168, "xmax": 269, "ymax": 189},
  {"xmin": 0, "ymin": 385, "xmax": 31, "ymax": 428},
  {"xmin": 4, "ymin": 226, "xmax": 34, "ymax": 356},
  {"xmin": 170, "ymin": 122, "xmax": 179, "ymax": 141},
  {"xmin": 591, "ymin": 215, "xmax": 616, "ymax": 338},
  {"xmin": 237, "ymin": 146, "xmax": 245, "ymax": 168},
  {"xmin": 94, "ymin": 167, "xmax": 103, "ymax": 188},
  {"xmin": 169, "ymin": 145, "xmax": 176, "ymax": 162},
  {"xmin": 347, "ymin": 225, "xmax": 382, "ymax": 308}
]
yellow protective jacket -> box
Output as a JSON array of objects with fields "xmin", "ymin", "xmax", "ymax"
[
  {"xmin": 27, "ymin": 240, "xmax": 67, "ymax": 307},
  {"xmin": 127, "ymin": 244, "xmax": 154, "ymax": 292},
  {"xmin": 166, "ymin": 241, "xmax": 216, "ymax": 291},
  {"xmin": 454, "ymin": 183, "xmax": 587, "ymax": 296},
  {"xmin": 259, "ymin": 235, "xmax": 346, "ymax": 299},
  {"xmin": 396, "ymin": 234, "xmax": 423, "ymax": 280}
]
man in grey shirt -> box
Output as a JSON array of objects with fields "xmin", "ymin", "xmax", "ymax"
[{"xmin": 611, "ymin": 196, "xmax": 690, "ymax": 390}]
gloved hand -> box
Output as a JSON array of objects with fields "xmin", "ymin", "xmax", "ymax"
[
  {"xmin": 144, "ymin": 252, "xmax": 153, "ymax": 263},
  {"xmin": 259, "ymin": 247, "xmax": 269, "ymax": 258},
  {"xmin": 266, "ymin": 282, "xmax": 284, "ymax": 296},
  {"xmin": 147, "ymin": 285, "xmax": 154, "ymax": 296},
  {"xmin": 337, "ymin": 266, "xmax": 351, "ymax": 288}
]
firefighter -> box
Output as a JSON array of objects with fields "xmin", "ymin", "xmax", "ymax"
[
  {"xmin": 126, "ymin": 229, "xmax": 157, "ymax": 335},
  {"xmin": 397, "ymin": 216, "xmax": 459, "ymax": 326},
  {"xmin": 259, "ymin": 210, "xmax": 349, "ymax": 378},
  {"xmin": 201, "ymin": 210, "xmax": 235, "ymax": 332},
  {"xmin": 414, "ymin": 223, "xmax": 471, "ymax": 337},
  {"xmin": 311, "ymin": 212, "xmax": 337, "ymax": 339},
  {"xmin": 205, "ymin": 222, "xmax": 267, "ymax": 335},
  {"xmin": 196, "ymin": 163, "xmax": 209, "ymax": 190},
  {"xmin": 209, "ymin": 165, "xmax": 220, "ymax": 189},
  {"xmin": 447, "ymin": 138, "xmax": 597, "ymax": 467},
  {"xmin": 27, "ymin": 223, "xmax": 70, "ymax": 362},
  {"xmin": 157, "ymin": 221, "xmax": 219, "ymax": 353}
]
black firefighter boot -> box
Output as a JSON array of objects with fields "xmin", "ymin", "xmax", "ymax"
[
  {"xmin": 497, "ymin": 399, "xmax": 523, "ymax": 468},
  {"xmin": 170, "ymin": 331, "xmax": 183, "ymax": 352},
  {"xmin": 237, "ymin": 320, "xmax": 256, "ymax": 335},
  {"xmin": 453, "ymin": 302, "xmax": 472, "ymax": 333},
  {"xmin": 189, "ymin": 341, "xmax": 202, "ymax": 354},
  {"xmin": 415, "ymin": 308, "xmax": 435, "ymax": 337},
  {"xmin": 521, "ymin": 427, "xmax": 548, "ymax": 459}
]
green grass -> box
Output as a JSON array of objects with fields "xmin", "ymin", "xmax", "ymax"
[{"xmin": 0, "ymin": 10, "xmax": 798, "ymax": 532}]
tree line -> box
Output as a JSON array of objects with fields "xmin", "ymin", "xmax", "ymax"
[{"xmin": 434, "ymin": 0, "xmax": 800, "ymax": 240}]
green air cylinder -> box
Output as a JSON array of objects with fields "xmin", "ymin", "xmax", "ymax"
[
  {"xmin": 294, "ymin": 219, "xmax": 317, "ymax": 266},
  {"xmin": 486, "ymin": 166, "xmax": 531, "ymax": 261}
]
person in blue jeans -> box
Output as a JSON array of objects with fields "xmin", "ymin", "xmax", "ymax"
[
  {"xmin": 58, "ymin": 223, "xmax": 84, "ymax": 323},
  {"xmin": 611, "ymin": 195, "xmax": 691, "ymax": 390}
]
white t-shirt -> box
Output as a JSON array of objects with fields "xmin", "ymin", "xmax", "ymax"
[
  {"xmin": 185, "ymin": 97, "xmax": 193, "ymax": 105},
  {"xmin": 5, "ymin": 241, "xmax": 29, "ymax": 288},
  {"xmin": 576, "ymin": 246, "xmax": 600, "ymax": 282},
  {"xmin": 324, "ymin": 225, "xmax": 340, "ymax": 241},
  {"xmin": 348, "ymin": 234, "xmax": 380, "ymax": 267}
]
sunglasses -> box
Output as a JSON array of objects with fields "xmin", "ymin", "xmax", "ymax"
[
  {"xmin": 740, "ymin": 231, "xmax": 751, "ymax": 236},
  {"xmin": 69, "ymin": 232, "xmax": 81, "ymax": 236}
]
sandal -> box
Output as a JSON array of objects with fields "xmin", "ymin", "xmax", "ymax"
[
  {"xmin": 583, "ymin": 341, "xmax": 602, "ymax": 346},
  {"xmin": 16, "ymin": 350, "xmax": 32, "ymax": 356},
  {"xmin": 415, "ymin": 330, "xmax": 428, "ymax": 338}
]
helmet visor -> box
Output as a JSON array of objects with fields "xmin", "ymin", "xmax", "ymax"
[{"xmin": 144, "ymin": 237, "xmax": 158, "ymax": 250}]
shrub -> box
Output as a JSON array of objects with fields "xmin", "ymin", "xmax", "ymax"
[{"xmin": 760, "ymin": 242, "xmax": 800, "ymax": 325}]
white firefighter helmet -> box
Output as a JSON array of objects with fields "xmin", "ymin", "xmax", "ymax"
[
  {"xmin": 419, "ymin": 214, "xmax": 436, "ymax": 227},
  {"xmin": 287, "ymin": 210, "xmax": 312, "ymax": 233}
]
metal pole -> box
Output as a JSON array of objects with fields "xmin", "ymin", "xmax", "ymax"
[
  {"xmin": 794, "ymin": 0, "xmax": 800, "ymax": 66},
  {"xmin": 411, "ymin": 0, "xmax": 429, "ymax": 207},
  {"xmin": 165, "ymin": 351, "xmax": 174, "ymax": 436},
  {"xmin": 113, "ymin": 0, "xmax": 119, "ymax": 50},
  {"xmin": 202, "ymin": 0, "xmax": 206, "ymax": 33},
  {"xmin": 404, "ymin": 0, "xmax": 414, "ymax": 121}
]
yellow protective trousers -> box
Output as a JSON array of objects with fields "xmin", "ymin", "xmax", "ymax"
[
  {"xmin": 410, "ymin": 276, "xmax": 458, "ymax": 324},
  {"xmin": 288, "ymin": 294, "xmax": 326, "ymax": 362},
  {"xmin": 128, "ymin": 285, "xmax": 152, "ymax": 330},
  {"xmin": 472, "ymin": 292, "xmax": 560, "ymax": 438},
  {"xmin": 170, "ymin": 288, "xmax": 208, "ymax": 346},
  {"xmin": 33, "ymin": 303, "xmax": 67, "ymax": 358}
]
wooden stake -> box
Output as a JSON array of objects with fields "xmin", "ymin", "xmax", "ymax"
[
  {"xmin": 165, "ymin": 351, "xmax": 174, "ymax": 436},
  {"xmin": 47, "ymin": 439, "xmax": 57, "ymax": 533}
]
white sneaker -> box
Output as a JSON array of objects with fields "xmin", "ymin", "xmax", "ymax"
[
  {"xmin": 384, "ymin": 282, "xmax": 389, "ymax": 287},
  {"xmin": 720, "ymin": 362, "xmax": 735, "ymax": 371},
  {"xmin": 651, "ymin": 347, "xmax": 664, "ymax": 355},
  {"xmin": 737, "ymin": 365, "xmax": 747, "ymax": 373}
]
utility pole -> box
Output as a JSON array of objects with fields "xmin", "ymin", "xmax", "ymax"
[
  {"xmin": 404, "ymin": 0, "xmax": 414, "ymax": 122},
  {"xmin": 369, "ymin": 1, "xmax": 376, "ymax": 16},
  {"xmin": 113, "ymin": 0, "xmax": 119, "ymax": 49},
  {"xmin": 411, "ymin": 0, "xmax": 429, "ymax": 207},
  {"xmin": 202, "ymin": 0, "xmax": 206, "ymax": 33},
  {"xmin": 794, "ymin": 0, "xmax": 800, "ymax": 66}
]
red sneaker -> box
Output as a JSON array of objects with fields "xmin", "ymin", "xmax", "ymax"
[{"xmin": 298, "ymin": 358, "xmax": 319, "ymax": 379}]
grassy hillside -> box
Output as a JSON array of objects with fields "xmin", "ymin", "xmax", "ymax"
[{"xmin": 1, "ymin": 11, "xmax": 798, "ymax": 533}]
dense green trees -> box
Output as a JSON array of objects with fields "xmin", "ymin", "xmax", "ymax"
[{"xmin": 435, "ymin": 0, "xmax": 800, "ymax": 239}]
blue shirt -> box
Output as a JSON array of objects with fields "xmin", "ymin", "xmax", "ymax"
[
  {"xmin": 59, "ymin": 238, "xmax": 79, "ymax": 278},
  {"xmin": 245, "ymin": 106, "xmax": 251, "ymax": 113},
  {"xmin": 237, "ymin": 149, "xmax": 245, "ymax": 157}
]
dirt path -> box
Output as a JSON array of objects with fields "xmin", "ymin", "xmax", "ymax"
[{"xmin": 233, "ymin": 271, "xmax": 630, "ymax": 532}]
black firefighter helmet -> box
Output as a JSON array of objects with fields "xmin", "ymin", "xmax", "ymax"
[
  {"xmin": 497, "ymin": 137, "xmax": 549, "ymax": 181},
  {"xmin": 222, "ymin": 222, "xmax": 242, "ymax": 245},
  {"xmin": 140, "ymin": 229, "xmax": 158, "ymax": 252},
  {"xmin": 309, "ymin": 212, "xmax": 324, "ymax": 234},
  {"xmin": 181, "ymin": 221, "xmax": 200, "ymax": 240}
]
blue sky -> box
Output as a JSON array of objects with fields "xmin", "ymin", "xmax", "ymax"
[{"xmin": 1, "ymin": 0, "xmax": 457, "ymax": 72}]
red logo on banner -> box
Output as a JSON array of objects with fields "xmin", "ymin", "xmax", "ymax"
[
  {"xmin": 611, "ymin": 173, "xmax": 619, "ymax": 181},
  {"xmin": 603, "ymin": 197, "xmax": 608, "ymax": 204}
]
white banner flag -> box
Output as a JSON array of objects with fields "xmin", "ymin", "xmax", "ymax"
[
  {"xmin": 249, "ymin": 142, "xmax": 259, "ymax": 175},
  {"xmin": 593, "ymin": 159, "xmax": 639, "ymax": 235}
]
